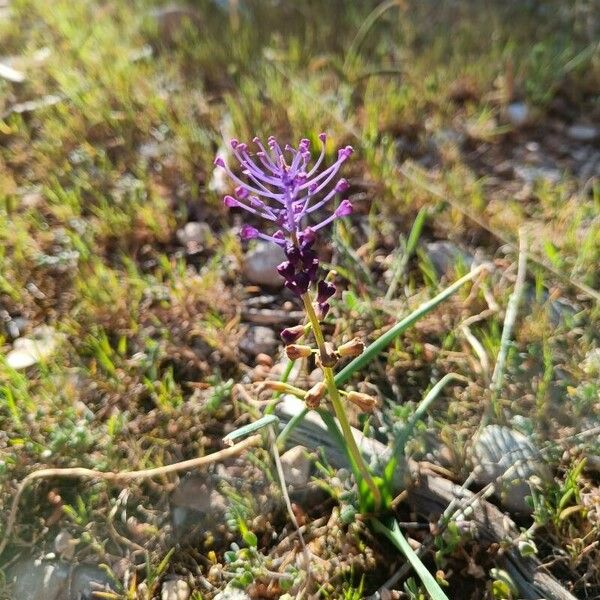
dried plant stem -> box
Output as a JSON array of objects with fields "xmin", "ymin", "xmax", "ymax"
[
  {"xmin": 268, "ymin": 427, "xmax": 312, "ymax": 592},
  {"xmin": 301, "ymin": 293, "xmax": 381, "ymax": 510},
  {"xmin": 0, "ymin": 434, "xmax": 262, "ymax": 559}
]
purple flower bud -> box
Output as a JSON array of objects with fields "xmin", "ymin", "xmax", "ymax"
[
  {"xmin": 276, "ymin": 261, "xmax": 295, "ymax": 278},
  {"xmin": 249, "ymin": 196, "xmax": 265, "ymax": 209},
  {"xmin": 335, "ymin": 178, "xmax": 349, "ymax": 193},
  {"xmin": 235, "ymin": 186, "xmax": 249, "ymax": 199},
  {"xmin": 214, "ymin": 157, "xmax": 225, "ymax": 167},
  {"xmin": 315, "ymin": 302, "xmax": 330, "ymax": 320},
  {"xmin": 319, "ymin": 132, "xmax": 327, "ymax": 142},
  {"xmin": 273, "ymin": 230, "xmax": 285, "ymax": 242},
  {"xmin": 238, "ymin": 143, "xmax": 247, "ymax": 152},
  {"xmin": 335, "ymin": 200, "xmax": 353, "ymax": 217},
  {"xmin": 340, "ymin": 145, "xmax": 354, "ymax": 158},
  {"xmin": 317, "ymin": 280, "xmax": 336, "ymax": 304},
  {"xmin": 300, "ymin": 248, "xmax": 317, "ymax": 269},
  {"xmin": 298, "ymin": 227, "xmax": 316, "ymax": 248},
  {"xmin": 230, "ymin": 139, "xmax": 239, "ymax": 149},
  {"xmin": 280, "ymin": 325, "xmax": 305, "ymax": 345},
  {"xmin": 306, "ymin": 258, "xmax": 319, "ymax": 282},
  {"xmin": 224, "ymin": 195, "xmax": 238, "ymax": 208},
  {"xmin": 285, "ymin": 272, "xmax": 310, "ymax": 296},
  {"xmin": 240, "ymin": 225, "xmax": 259, "ymax": 240},
  {"xmin": 285, "ymin": 243, "xmax": 302, "ymax": 266}
]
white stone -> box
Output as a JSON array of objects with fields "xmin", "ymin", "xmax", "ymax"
[
  {"xmin": 567, "ymin": 124, "xmax": 599, "ymax": 142},
  {"xmin": 280, "ymin": 445, "xmax": 311, "ymax": 487},
  {"xmin": 213, "ymin": 586, "xmax": 251, "ymax": 600},
  {"xmin": 6, "ymin": 326, "xmax": 62, "ymax": 370},
  {"xmin": 162, "ymin": 579, "xmax": 191, "ymax": 600},
  {"xmin": 239, "ymin": 326, "xmax": 277, "ymax": 357},
  {"xmin": 176, "ymin": 221, "xmax": 210, "ymax": 246},
  {"xmin": 0, "ymin": 62, "xmax": 26, "ymax": 83},
  {"xmin": 506, "ymin": 102, "xmax": 530, "ymax": 127}
]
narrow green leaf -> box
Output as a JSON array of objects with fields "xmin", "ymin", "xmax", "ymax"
[
  {"xmin": 394, "ymin": 373, "xmax": 467, "ymax": 454},
  {"xmin": 276, "ymin": 406, "xmax": 309, "ymax": 449},
  {"xmin": 372, "ymin": 516, "xmax": 450, "ymax": 600},
  {"xmin": 335, "ymin": 264, "xmax": 488, "ymax": 386},
  {"xmin": 222, "ymin": 414, "xmax": 280, "ymax": 444},
  {"xmin": 386, "ymin": 205, "xmax": 428, "ymax": 300}
]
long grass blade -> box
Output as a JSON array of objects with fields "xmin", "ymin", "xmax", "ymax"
[
  {"xmin": 394, "ymin": 373, "xmax": 468, "ymax": 453},
  {"xmin": 223, "ymin": 414, "xmax": 279, "ymax": 444},
  {"xmin": 385, "ymin": 205, "xmax": 428, "ymax": 300},
  {"xmin": 335, "ymin": 263, "xmax": 490, "ymax": 386},
  {"xmin": 372, "ymin": 516, "xmax": 450, "ymax": 600}
]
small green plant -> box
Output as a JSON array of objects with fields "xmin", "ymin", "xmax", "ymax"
[
  {"xmin": 216, "ymin": 134, "xmax": 492, "ymax": 599},
  {"xmin": 531, "ymin": 458, "xmax": 587, "ymax": 530}
]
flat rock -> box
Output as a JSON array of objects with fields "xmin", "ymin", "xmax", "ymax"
[
  {"xmin": 567, "ymin": 124, "xmax": 599, "ymax": 142},
  {"xmin": 423, "ymin": 241, "xmax": 474, "ymax": 276},
  {"xmin": 5, "ymin": 559, "xmax": 115, "ymax": 600},
  {"xmin": 170, "ymin": 475, "xmax": 228, "ymax": 542},
  {"xmin": 469, "ymin": 425, "xmax": 551, "ymax": 513},
  {"xmin": 275, "ymin": 395, "xmax": 407, "ymax": 491},
  {"xmin": 239, "ymin": 325, "xmax": 277, "ymax": 357},
  {"xmin": 280, "ymin": 445, "xmax": 311, "ymax": 488},
  {"xmin": 243, "ymin": 241, "xmax": 285, "ymax": 287},
  {"xmin": 213, "ymin": 586, "xmax": 251, "ymax": 600},
  {"xmin": 514, "ymin": 164, "xmax": 561, "ymax": 184},
  {"xmin": 6, "ymin": 326, "xmax": 62, "ymax": 370}
]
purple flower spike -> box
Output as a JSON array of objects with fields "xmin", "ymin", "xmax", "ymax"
[
  {"xmin": 217, "ymin": 133, "xmax": 354, "ymax": 243},
  {"xmin": 218, "ymin": 134, "xmax": 357, "ymax": 290}
]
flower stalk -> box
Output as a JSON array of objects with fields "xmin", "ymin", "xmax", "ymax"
[
  {"xmin": 218, "ymin": 132, "xmax": 381, "ymax": 510},
  {"xmin": 301, "ymin": 292, "xmax": 381, "ymax": 510}
]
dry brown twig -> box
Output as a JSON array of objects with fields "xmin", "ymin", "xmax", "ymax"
[
  {"xmin": 268, "ymin": 426, "xmax": 312, "ymax": 598},
  {"xmin": 0, "ymin": 434, "xmax": 262, "ymax": 559}
]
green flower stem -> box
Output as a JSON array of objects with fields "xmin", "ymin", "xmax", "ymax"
[{"xmin": 301, "ymin": 293, "xmax": 381, "ymax": 510}]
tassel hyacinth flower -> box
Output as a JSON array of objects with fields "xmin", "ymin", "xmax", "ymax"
[
  {"xmin": 215, "ymin": 134, "xmax": 353, "ymax": 298},
  {"xmin": 216, "ymin": 133, "xmax": 382, "ymax": 509}
]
